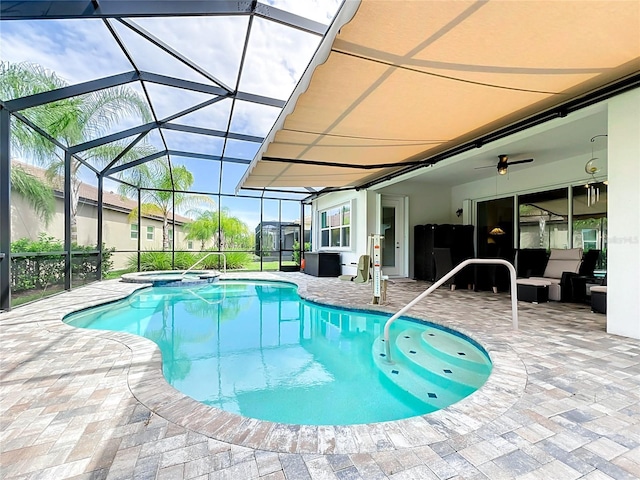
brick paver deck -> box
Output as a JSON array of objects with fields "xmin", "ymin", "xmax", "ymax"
[{"xmin": 1, "ymin": 272, "xmax": 639, "ymax": 479}]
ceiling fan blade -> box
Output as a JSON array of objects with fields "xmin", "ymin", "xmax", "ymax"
[
  {"xmin": 508, "ymin": 158, "xmax": 534, "ymax": 166},
  {"xmin": 474, "ymin": 165, "xmax": 496, "ymax": 170}
]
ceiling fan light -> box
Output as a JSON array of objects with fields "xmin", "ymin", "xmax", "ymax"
[
  {"xmin": 497, "ymin": 165, "xmax": 508, "ymax": 175},
  {"xmin": 490, "ymin": 227, "xmax": 506, "ymax": 235}
]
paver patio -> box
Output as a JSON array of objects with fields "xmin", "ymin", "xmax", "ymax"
[{"xmin": 1, "ymin": 272, "xmax": 639, "ymax": 479}]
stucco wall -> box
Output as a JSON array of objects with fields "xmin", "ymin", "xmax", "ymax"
[
  {"xmin": 607, "ymin": 88, "xmax": 640, "ymax": 339},
  {"xmin": 312, "ymin": 190, "xmax": 368, "ymax": 276},
  {"xmin": 376, "ymin": 181, "xmax": 452, "ymax": 278}
]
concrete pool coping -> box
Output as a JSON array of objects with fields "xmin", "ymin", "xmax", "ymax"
[{"xmin": 46, "ymin": 272, "xmax": 527, "ymax": 454}]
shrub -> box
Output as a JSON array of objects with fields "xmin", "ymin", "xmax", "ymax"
[
  {"xmin": 126, "ymin": 251, "xmax": 173, "ymax": 271},
  {"xmin": 196, "ymin": 250, "xmax": 252, "ymax": 270},
  {"xmin": 124, "ymin": 249, "xmax": 252, "ymax": 272},
  {"xmin": 292, "ymin": 241, "xmax": 311, "ymax": 265},
  {"xmin": 223, "ymin": 251, "xmax": 253, "ymax": 269},
  {"xmin": 10, "ymin": 234, "xmax": 113, "ymax": 293}
]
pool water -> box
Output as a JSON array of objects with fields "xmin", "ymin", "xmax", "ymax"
[{"xmin": 65, "ymin": 281, "xmax": 492, "ymax": 425}]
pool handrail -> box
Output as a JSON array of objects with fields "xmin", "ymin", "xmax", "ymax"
[
  {"xmin": 181, "ymin": 252, "xmax": 227, "ymax": 277},
  {"xmin": 383, "ymin": 258, "xmax": 518, "ymax": 362}
]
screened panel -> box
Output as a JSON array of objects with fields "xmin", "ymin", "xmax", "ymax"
[
  {"xmin": 132, "ymin": 16, "xmax": 249, "ymax": 89},
  {"xmin": 0, "ymin": 19, "xmax": 132, "ymax": 86},
  {"xmin": 229, "ymin": 101, "xmax": 282, "ymax": 137},
  {"xmin": 178, "ymin": 193, "xmax": 217, "ymax": 257},
  {"xmin": 162, "ymin": 129, "xmax": 224, "ymax": 156},
  {"xmin": 170, "ymin": 156, "xmax": 222, "ymax": 194},
  {"xmin": 71, "ymin": 164, "xmax": 99, "ymax": 287},
  {"xmin": 142, "ymin": 82, "xmax": 226, "ymax": 122},
  {"xmin": 239, "ymin": 17, "xmax": 322, "ymax": 100},
  {"xmin": 303, "ymin": 204, "xmax": 312, "ymax": 253},
  {"xmin": 220, "ymin": 162, "xmax": 251, "ymax": 195},
  {"xmin": 107, "ymin": 19, "xmax": 220, "ymax": 85},
  {"xmin": 21, "ymin": 83, "xmax": 151, "ymax": 144},
  {"xmin": 279, "ymin": 200, "xmax": 301, "ymax": 268},
  {"xmin": 9, "ymin": 144, "xmax": 67, "ymax": 305},
  {"xmin": 260, "ymin": 199, "xmax": 279, "ymax": 270},
  {"xmin": 170, "ymin": 99, "xmax": 233, "ymax": 132}
]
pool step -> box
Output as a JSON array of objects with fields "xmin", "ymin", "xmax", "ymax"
[
  {"xmin": 128, "ymin": 294, "xmax": 164, "ymax": 310},
  {"xmin": 372, "ymin": 328, "xmax": 491, "ymax": 405},
  {"xmin": 372, "ymin": 338, "xmax": 462, "ymax": 409},
  {"xmin": 419, "ymin": 327, "xmax": 489, "ymax": 372},
  {"xmin": 395, "ymin": 330, "xmax": 489, "ymax": 391}
]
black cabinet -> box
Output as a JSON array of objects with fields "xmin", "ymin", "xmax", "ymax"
[
  {"xmin": 303, "ymin": 252, "xmax": 341, "ymax": 277},
  {"xmin": 414, "ymin": 224, "xmax": 474, "ymax": 283}
]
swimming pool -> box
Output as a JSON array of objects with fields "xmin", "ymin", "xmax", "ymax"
[{"xmin": 64, "ymin": 280, "xmax": 492, "ymax": 425}]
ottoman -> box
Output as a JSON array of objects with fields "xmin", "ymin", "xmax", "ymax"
[
  {"xmin": 590, "ymin": 285, "xmax": 607, "ymax": 314},
  {"xmin": 516, "ymin": 278, "xmax": 550, "ymax": 303}
]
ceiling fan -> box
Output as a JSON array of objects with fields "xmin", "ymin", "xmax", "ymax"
[{"xmin": 476, "ymin": 154, "xmax": 534, "ymax": 175}]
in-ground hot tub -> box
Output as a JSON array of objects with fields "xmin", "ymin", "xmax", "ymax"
[{"xmin": 120, "ymin": 270, "xmax": 221, "ymax": 287}]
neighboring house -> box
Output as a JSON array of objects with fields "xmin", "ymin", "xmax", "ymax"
[{"xmin": 10, "ymin": 162, "xmax": 194, "ymax": 269}]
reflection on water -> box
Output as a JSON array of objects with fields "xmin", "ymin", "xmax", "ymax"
[{"xmin": 66, "ymin": 281, "xmax": 446, "ymax": 424}]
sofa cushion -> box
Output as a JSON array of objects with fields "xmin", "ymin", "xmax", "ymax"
[
  {"xmin": 517, "ymin": 278, "xmax": 551, "ymax": 286},
  {"xmin": 542, "ymin": 248, "xmax": 583, "ymax": 278},
  {"xmin": 529, "ymin": 277, "xmax": 561, "ymax": 285}
]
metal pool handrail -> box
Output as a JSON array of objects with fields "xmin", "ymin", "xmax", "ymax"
[
  {"xmin": 181, "ymin": 252, "xmax": 227, "ymax": 277},
  {"xmin": 383, "ymin": 259, "xmax": 518, "ymax": 362}
]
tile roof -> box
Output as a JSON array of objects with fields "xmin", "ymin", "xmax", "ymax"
[{"xmin": 13, "ymin": 162, "xmax": 191, "ymax": 224}]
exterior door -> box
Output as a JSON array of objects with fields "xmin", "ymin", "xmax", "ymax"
[{"xmin": 380, "ymin": 196, "xmax": 406, "ymax": 277}]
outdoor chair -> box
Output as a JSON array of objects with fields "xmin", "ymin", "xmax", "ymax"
[{"xmin": 516, "ymin": 248, "xmax": 583, "ymax": 302}]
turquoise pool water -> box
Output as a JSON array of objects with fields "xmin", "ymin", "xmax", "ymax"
[{"xmin": 65, "ymin": 280, "xmax": 492, "ymax": 425}]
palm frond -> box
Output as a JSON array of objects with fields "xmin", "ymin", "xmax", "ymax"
[{"xmin": 10, "ymin": 166, "xmax": 55, "ymax": 225}]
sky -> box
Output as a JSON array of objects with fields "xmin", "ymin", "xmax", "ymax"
[{"xmin": 1, "ymin": 0, "xmax": 342, "ymax": 228}]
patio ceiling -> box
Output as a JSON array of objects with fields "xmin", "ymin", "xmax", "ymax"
[{"xmin": 240, "ymin": 0, "xmax": 640, "ymax": 192}]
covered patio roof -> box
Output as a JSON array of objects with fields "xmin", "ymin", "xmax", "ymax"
[{"xmin": 240, "ymin": 0, "xmax": 640, "ymax": 192}]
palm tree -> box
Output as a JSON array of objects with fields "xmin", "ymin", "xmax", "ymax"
[
  {"xmin": 117, "ymin": 161, "xmax": 214, "ymax": 250},
  {"xmin": 9, "ymin": 166, "xmax": 55, "ymax": 225},
  {"xmin": 185, "ymin": 208, "xmax": 253, "ymax": 251},
  {"xmin": 184, "ymin": 210, "xmax": 219, "ymax": 250},
  {"xmin": 0, "ymin": 61, "xmax": 154, "ymax": 243}
]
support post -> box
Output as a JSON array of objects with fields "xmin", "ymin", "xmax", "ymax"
[
  {"xmin": 137, "ymin": 188, "xmax": 141, "ymax": 271},
  {"xmin": 0, "ymin": 108, "xmax": 11, "ymax": 310},
  {"xmin": 64, "ymin": 150, "xmax": 72, "ymax": 290},
  {"xmin": 97, "ymin": 174, "xmax": 104, "ymax": 280}
]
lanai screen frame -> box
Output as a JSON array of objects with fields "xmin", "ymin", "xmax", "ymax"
[{"xmin": 0, "ymin": 1, "xmax": 337, "ymax": 310}]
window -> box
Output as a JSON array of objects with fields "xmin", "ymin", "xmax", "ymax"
[
  {"xmin": 168, "ymin": 228, "xmax": 173, "ymax": 248},
  {"xmin": 187, "ymin": 241, "xmax": 193, "ymax": 250},
  {"xmin": 581, "ymin": 229, "xmax": 598, "ymax": 250},
  {"xmin": 146, "ymin": 226, "xmax": 154, "ymax": 241},
  {"xmin": 320, "ymin": 203, "xmax": 350, "ymax": 248},
  {"xmin": 518, "ymin": 188, "xmax": 568, "ymax": 250},
  {"xmin": 130, "ymin": 224, "xmax": 138, "ymax": 239},
  {"xmin": 572, "ymin": 182, "xmax": 607, "ymax": 272}
]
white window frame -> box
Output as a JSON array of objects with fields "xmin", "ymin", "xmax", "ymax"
[
  {"xmin": 130, "ymin": 223, "xmax": 138, "ymax": 240},
  {"xmin": 318, "ymin": 202, "xmax": 351, "ymax": 250},
  {"xmin": 146, "ymin": 226, "xmax": 154, "ymax": 241}
]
